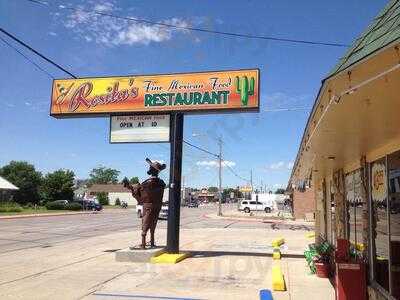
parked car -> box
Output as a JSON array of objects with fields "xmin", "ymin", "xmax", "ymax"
[
  {"xmin": 159, "ymin": 202, "xmax": 169, "ymax": 219},
  {"xmin": 239, "ymin": 200, "xmax": 273, "ymax": 213},
  {"xmin": 136, "ymin": 202, "xmax": 169, "ymax": 219},
  {"xmin": 73, "ymin": 200, "xmax": 102, "ymax": 211},
  {"xmin": 53, "ymin": 200, "xmax": 69, "ymax": 205},
  {"xmin": 187, "ymin": 201, "xmax": 199, "ymax": 208}
]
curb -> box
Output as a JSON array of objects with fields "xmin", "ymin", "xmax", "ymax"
[{"xmin": 0, "ymin": 211, "xmax": 97, "ymax": 220}]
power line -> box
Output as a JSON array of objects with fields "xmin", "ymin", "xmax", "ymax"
[
  {"xmin": 0, "ymin": 27, "xmax": 76, "ymax": 78},
  {"xmin": 183, "ymin": 140, "xmax": 219, "ymax": 158},
  {"xmin": 26, "ymin": 0, "xmax": 349, "ymax": 48},
  {"xmin": 0, "ymin": 35, "xmax": 54, "ymax": 79},
  {"xmin": 264, "ymin": 107, "xmax": 311, "ymax": 112},
  {"xmin": 224, "ymin": 163, "xmax": 251, "ymax": 183}
]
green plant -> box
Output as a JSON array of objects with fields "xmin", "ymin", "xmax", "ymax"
[
  {"xmin": 115, "ymin": 198, "xmax": 121, "ymax": 206},
  {"xmin": 45, "ymin": 201, "xmax": 67, "ymax": 210},
  {"xmin": 97, "ymin": 192, "xmax": 109, "ymax": 206},
  {"xmin": 235, "ymin": 76, "xmax": 255, "ymax": 106},
  {"xmin": 66, "ymin": 202, "xmax": 82, "ymax": 211},
  {"xmin": 0, "ymin": 202, "xmax": 23, "ymax": 213}
]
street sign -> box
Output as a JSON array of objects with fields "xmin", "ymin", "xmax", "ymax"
[
  {"xmin": 239, "ymin": 186, "xmax": 253, "ymax": 193},
  {"xmin": 110, "ymin": 115, "xmax": 170, "ymax": 143},
  {"xmin": 50, "ymin": 69, "xmax": 259, "ymax": 117}
]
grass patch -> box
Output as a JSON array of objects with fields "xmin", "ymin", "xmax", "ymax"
[{"xmin": 0, "ymin": 204, "xmax": 82, "ymax": 216}]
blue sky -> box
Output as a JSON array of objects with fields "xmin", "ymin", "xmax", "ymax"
[{"xmin": 0, "ymin": 0, "xmax": 386, "ymax": 189}]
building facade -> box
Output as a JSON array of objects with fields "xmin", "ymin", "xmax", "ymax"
[
  {"xmin": 288, "ymin": 1, "xmax": 400, "ymax": 298},
  {"xmin": 291, "ymin": 186, "xmax": 315, "ymax": 220},
  {"xmin": 88, "ymin": 184, "xmax": 137, "ymax": 206}
]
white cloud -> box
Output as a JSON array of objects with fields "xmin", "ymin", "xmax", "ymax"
[
  {"xmin": 93, "ymin": 2, "xmax": 114, "ymax": 12},
  {"xmin": 269, "ymin": 161, "xmax": 285, "ymax": 170},
  {"xmin": 264, "ymin": 92, "xmax": 312, "ymax": 110},
  {"xmin": 286, "ymin": 161, "xmax": 294, "ymax": 169},
  {"xmin": 48, "ymin": 31, "xmax": 57, "ymax": 36},
  {"xmin": 59, "ymin": 1, "xmax": 190, "ymax": 46},
  {"xmin": 267, "ymin": 161, "xmax": 294, "ymax": 171},
  {"xmin": 273, "ymin": 183, "xmax": 284, "ymax": 188},
  {"xmin": 196, "ymin": 160, "xmax": 236, "ymax": 168}
]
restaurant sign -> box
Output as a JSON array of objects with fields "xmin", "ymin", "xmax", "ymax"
[
  {"xmin": 50, "ymin": 69, "xmax": 259, "ymax": 117},
  {"xmin": 110, "ymin": 115, "xmax": 170, "ymax": 143}
]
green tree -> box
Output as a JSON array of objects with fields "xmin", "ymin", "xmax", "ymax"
[
  {"xmin": 97, "ymin": 192, "xmax": 109, "ymax": 205},
  {"xmin": 129, "ymin": 176, "xmax": 139, "ymax": 184},
  {"xmin": 0, "ymin": 161, "xmax": 42, "ymax": 205},
  {"xmin": 275, "ymin": 188, "xmax": 286, "ymax": 194},
  {"xmin": 208, "ymin": 186, "xmax": 219, "ymax": 193},
  {"xmin": 40, "ymin": 169, "xmax": 75, "ymax": 202},
  {"xmin": 89, "ymin": 166, "xmax": 120, "ymax": 185}
]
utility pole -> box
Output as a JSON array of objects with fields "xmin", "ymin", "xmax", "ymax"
[{"xmin": 218, "ymin": 136, "xmax": 223, "ymax": 216}]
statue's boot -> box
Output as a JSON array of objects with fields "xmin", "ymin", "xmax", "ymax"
[
  {"xmin": 141, "ymin": 235, "xmax": 146, "ymax": 249},
  {"xmin": 150, "ymin": 233, "xmax": 155, "ymax": 248}
]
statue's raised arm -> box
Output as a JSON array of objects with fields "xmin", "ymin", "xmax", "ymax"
[{"xmin": 122, "ymin": 177, "xmax": 142, "ymax": 204}]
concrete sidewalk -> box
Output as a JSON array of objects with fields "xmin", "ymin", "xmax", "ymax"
[
  {"xmin": 205, "ymin": 209, "xmax": 315, "ymax": 227},
  {"xmin": 0, "ymin": 227, "xmax": 333, "ymax": 300}
]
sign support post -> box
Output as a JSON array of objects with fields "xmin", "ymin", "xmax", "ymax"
[{"xmin": 166, "ymin": 113, "xmax": 184, "ymax": 253}]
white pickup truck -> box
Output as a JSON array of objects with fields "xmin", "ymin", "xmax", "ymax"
[{"xmin": 136, "ymin": 202, "xmax": 169, "ymax": 219}]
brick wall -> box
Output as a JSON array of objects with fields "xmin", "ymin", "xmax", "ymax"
[{"xmin": 292, "ymin": 187, "xmax": 315, "ymax": 220}]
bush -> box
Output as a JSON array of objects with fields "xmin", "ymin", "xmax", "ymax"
[
  {"xmin": 97, "ymin": 192, "xmax": 109, "ymax": 206},
  {"xmin": 66, "ymin": 202, "xmax": 82, "ymax": 211},
  {"xmin": 45, "ymin": 201, "xmax": 67, "ymax": 210},
  {"xmin": 115, "ymin": 198, "xmax": 121, "ymax": 206},
  {"xmin": 24, "ymin": 202, "xmax": 34, "ymax": 209},
  {"xmin": 0, "ymin": 202, "xmax": 23, "ymax": 213}
]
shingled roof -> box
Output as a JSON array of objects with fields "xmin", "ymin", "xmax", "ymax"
[
  {"xmin": 327, "ymin": 0, "xmax": 400, "ymax": 78},
  {"xmin": 88, "ymin": 184, "xmax": 130, "ymax": 193}
]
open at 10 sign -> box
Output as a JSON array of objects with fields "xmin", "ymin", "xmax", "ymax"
[{"xmin": 110, "ymin": 115, "xmax": 170, "ymax": 143}]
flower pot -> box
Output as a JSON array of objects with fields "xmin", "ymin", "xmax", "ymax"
[{"xmin": 315, "ymin": 262, "xmax": 330, "ymax": 278}]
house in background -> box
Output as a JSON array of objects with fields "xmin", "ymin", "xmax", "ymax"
[
  {"xmin": 0, "ymin": 176, "xmax": 19, "ymax": 202},
  {"xmin": 88, "ymin": 184, "xmax": 137, "ymax": 206}
]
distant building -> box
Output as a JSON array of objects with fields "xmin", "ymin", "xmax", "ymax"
[
  {"xmin": 0, "ymin": 176, "xmax": 19, "ymax": 202},
  {"xmin": 195, "ymin": 189, "xmax": 217, "ymax": 202},
  {"xmin": 88, "ymin": 184, "xmax": 137, "ymax": 206}
]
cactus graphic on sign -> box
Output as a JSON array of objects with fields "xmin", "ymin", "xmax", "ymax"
[{"xmin": 235, "ymin": 76, "xmax": 255, "ymax": 106}]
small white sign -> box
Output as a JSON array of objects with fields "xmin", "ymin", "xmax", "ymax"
[{"xmin": 110, "ymin": 115, "xmax": 170, "ymax": 143}]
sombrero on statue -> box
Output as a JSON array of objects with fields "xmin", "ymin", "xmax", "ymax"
[{"xmin": 146, "ymin": 158, "xmax": 166, "ymax": 172}]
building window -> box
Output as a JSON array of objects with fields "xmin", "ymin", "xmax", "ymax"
[
  {"xmin": 371, "ymin": 158, "xmax": 389, "ymax": 293},
  {"xmin": 330, "ymin": 181, "xmax": 336, "ymax": 246},
  {"xmin": 345, "ymin": 169, "xmax": 363, "ymax": 256},
  {"xmin": 388, "ymin": 151, "xmax": 400, "ymax": 299}
]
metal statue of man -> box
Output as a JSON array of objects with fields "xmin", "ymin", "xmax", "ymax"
[{"xmin": 123, "ymin": 158, "xmax": 166, "ymax": 249}]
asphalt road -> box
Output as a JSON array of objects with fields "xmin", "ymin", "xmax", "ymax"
[{"xmin": 0, "ymin": 204, "xmax": 311, "ymax": 255}]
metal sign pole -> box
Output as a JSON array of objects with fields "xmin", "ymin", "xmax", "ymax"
[{"xmin": 166, "ymin": 113, "xmax": 184, "ymax": 253}]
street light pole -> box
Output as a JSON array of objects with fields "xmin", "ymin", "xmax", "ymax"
[
  {"xmin": 218, "ymin": 137, "xmax": 222, "ymax": 216},
  {"xmin": 250, "ymin": 169, "xmax": 253, "ymax": 192}
]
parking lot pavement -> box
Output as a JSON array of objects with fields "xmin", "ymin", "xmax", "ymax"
[{"xmin": 0, "ymin": 205, "xmax": 333, "ymax": 300}]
